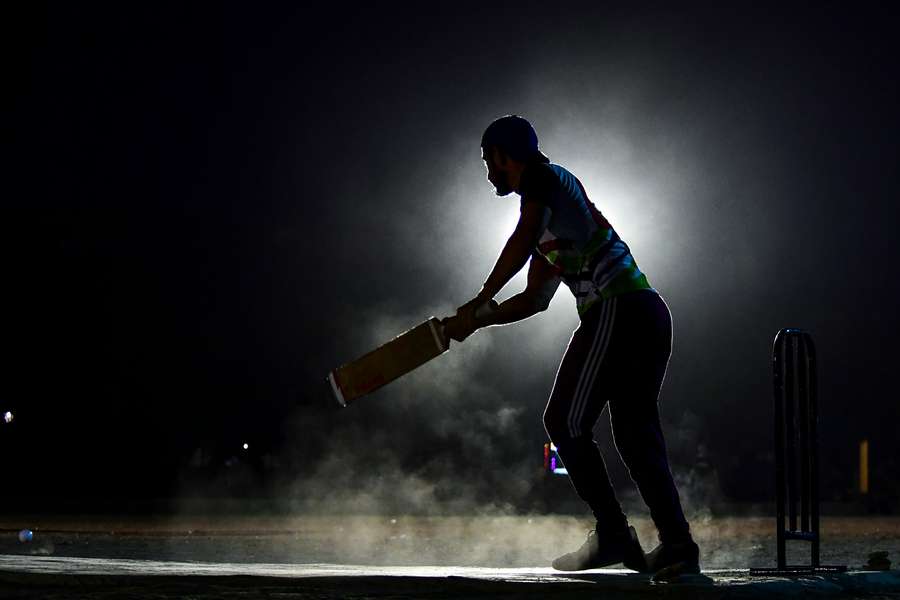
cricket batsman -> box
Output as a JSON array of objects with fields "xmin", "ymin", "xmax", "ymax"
[{"xmin": 442, "ymin": 115, "xmax": 700, "ymax": 574}]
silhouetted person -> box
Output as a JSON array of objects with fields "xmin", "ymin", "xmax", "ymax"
[{"xmin": 443, "ymin": 115, "xmax": 699, "ymax": 574}]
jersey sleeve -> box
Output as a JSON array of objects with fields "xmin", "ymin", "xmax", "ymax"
[{"xmin": 519, "ymin": 163, "xmax": 560, "ymax": 212}]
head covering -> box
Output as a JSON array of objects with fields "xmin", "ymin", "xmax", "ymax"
[{"xmin": 481, "ymin": 115, "xmax": 550, "ymax": 163}]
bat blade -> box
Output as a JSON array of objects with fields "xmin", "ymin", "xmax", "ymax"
[{"xmin": 327, "ymin": 317, "xmax": 448, "ymax": 407}]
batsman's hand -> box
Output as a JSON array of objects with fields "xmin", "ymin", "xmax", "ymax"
[
  {"xmin": 441, "ymin": 315, "xmax": 476, "ymax": 343},
  {"xmin": 456, "ymin": 296, "xmax": 499, "ymax": 328},
  {"xmin": 443, "ymin": 297, "xmax": 499, "ymax": 343}
]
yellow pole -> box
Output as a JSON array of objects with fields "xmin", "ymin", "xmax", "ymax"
[{"xmin": 859, "ymin": 439, "xmax": 869, "ymax": 495}]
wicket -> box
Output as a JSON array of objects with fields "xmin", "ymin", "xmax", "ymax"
[{"xmin": 751, "ymin": 328, "xmax": 845, "ymax": 575}]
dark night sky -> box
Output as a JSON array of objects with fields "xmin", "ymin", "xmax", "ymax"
[{"xmin": 4, "ymin": 4, "xmax": 899, "ymax": 509}]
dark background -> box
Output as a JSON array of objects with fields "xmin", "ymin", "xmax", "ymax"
[{"xmin": 4, "ymin": 3, "xmax": 898, "ymax": 513}]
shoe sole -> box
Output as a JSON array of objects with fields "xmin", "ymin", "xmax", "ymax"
[
  {"xmin": 552, "ymin": 554, "xmax": 627, "ymax": 571},
  {"xmin": 651, "ymin": 560, "xmax": 701, "ymax": 582}
]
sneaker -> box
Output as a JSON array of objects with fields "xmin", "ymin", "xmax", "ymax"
[
  {"xmin": 644, "ymin": 538, "xmax": 700, "ymax": 577},
  {"xmin": 552, "ymin": 525, "xmax": 647, "ymax": 572}
]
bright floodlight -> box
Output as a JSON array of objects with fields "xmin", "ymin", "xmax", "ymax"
[{"xmin": 3, "ymin": 411, "xmax": 11, "ymax": 424}]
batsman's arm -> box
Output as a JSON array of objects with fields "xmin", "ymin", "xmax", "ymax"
[
  {"xmin": 477, "ymin": 202, "xmax": 551, "ymax": 301},
  {"xmin": 477, "ymin": 253, "xmax": 561, "ymax": 327}
]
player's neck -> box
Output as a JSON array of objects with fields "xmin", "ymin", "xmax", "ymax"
[{"xmin": 508, "ymin": 164, "xmax": 525, "ymax": 194}]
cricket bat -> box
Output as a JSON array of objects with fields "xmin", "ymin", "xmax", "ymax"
[{"xmin": 326, "ymin": 301, "xmax": 497, "ymax": 407}]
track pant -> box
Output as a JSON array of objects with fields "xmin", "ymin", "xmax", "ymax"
[{"xmin": 542, "ymin": 289, "xmax": 691, "ymax": 543}]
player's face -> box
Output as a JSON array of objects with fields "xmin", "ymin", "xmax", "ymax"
[{"xmin": 483, "ymin": 147, "xmax": 513, "ymax": 196}]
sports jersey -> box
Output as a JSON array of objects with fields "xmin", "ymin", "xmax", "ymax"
[{"xmin": 519, "ymin": 162, "xmax": 653, "ymax": 316}]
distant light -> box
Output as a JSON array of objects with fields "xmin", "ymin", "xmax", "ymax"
[
  {"xmin": 3, "ymin": 411, "xmax": 12, "ymax": 424},
  {"xmin": 548, "ymin": 444, "xmax": 568, "ymax": 475},
  {"xmin": 859, "ymin": 439, "xmax": 869, "ymax": 495},
  {"xmin": 242, "ymin": 443, "xmax": 249, "ymax": 450}
]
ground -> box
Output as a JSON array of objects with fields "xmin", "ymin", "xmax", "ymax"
[{"xmin": 1, "ymin": 515, "xmax": 898, "ymax": 598}]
